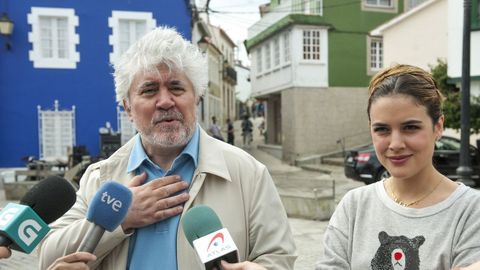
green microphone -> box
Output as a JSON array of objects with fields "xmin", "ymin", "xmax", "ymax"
[{"xmin": 182, "ymin": 205, "xmax": 239, "ymax": 270}]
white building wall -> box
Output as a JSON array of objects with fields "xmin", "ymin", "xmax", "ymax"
[
  {"xmin": 251, "ymin": 26, "xmax": 328, "ymax": 97},
  {"xmin": 291, "ymin": 25, "xmax": 328, "ymax": 87},
  {"xmin": 382, "ymin": 0, "xmax": 447, "ymax": 70},
  {"xmin": 448, "ymin": 0, "xmax": 480, "ymax": 79}
]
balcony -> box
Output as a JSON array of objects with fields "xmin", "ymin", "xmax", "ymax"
[{"xmin": 223, "ymin": 65, "xmax": 237, "ymax": 85}]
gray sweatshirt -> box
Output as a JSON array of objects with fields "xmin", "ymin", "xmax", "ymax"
[{"xmin": 316, "ymin": 181, "xmax": 480, "ymax": 270}]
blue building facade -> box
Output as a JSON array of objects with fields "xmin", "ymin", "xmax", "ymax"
[{"xmin": 0, "ymin": 0, "xmax": 192, "ymax": 167}]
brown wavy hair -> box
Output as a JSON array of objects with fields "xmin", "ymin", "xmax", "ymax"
[{"xmin": 367, "ymin": 64, "xmax": 444, "ymax": 125}]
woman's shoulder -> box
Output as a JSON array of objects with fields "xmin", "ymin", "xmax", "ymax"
[{"xmin": 340, "ymin": 182, "xmax": 379, "ymax": 206}]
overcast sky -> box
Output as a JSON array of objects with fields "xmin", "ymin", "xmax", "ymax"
[{"xmin": 197, "ymin": 0, "xmax": 269, "ymax": 65}]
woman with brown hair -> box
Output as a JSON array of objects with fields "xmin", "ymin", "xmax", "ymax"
[{"xmin": 316, "ymin": 64, "xmax": 480, "ymax": 269}]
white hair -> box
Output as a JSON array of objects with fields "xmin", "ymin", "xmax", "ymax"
[{"xmin": 113, "ymin": 26, "xmax": 208, "ymax": 104}]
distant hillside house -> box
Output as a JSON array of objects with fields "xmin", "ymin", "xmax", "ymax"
[
  {"xmin": 371, "ymin": 0, "xmax": 447, "ymax": 71},
  {"xmin": 0, "ymin": 1, "xmax": 192, "ymax": 167}
]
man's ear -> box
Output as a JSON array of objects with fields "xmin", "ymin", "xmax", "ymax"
[{"xmin": 123, "ymin": 99, "xmax": 133, "ymax": 119}]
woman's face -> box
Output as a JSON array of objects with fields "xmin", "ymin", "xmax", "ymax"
[{"xmin": 369, "ymin": 94, "xmax": 443, "ymax": 181}]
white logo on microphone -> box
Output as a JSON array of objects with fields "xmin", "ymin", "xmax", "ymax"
[
  {"xmin": 18, "ymin": 219, "xmax": 42, "ymax": 246},
  {"xmin": 0, "ymin": 208, "xmax": 19, "ymax": 226}
]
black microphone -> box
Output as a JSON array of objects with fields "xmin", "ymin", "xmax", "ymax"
[
  {"xmin": 0, "ymin": 176, "xmax": 76, "ymax": 253},
  {"xmin": 182, "ymin": 205, "xmax": 239, "ymax": 270},
  {"xmin": 76, "ymin": 181, "xmax": 132, "ymax": 253}
]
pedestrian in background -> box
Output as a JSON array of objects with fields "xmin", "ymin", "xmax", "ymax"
[
  {"xmin": 316, "ymin": 64, "xmax": 480, "ymax": 269},
  {"xmin": 241, "ymin": 115, "xmax": 253, "ymax": 149},
  {"xmin": 226, "ymin": 118, "xmax": 234, "ymax": 145},
  {"xmin": 208, "ymin": 116, "xmax": 224, "ymax": 141}
]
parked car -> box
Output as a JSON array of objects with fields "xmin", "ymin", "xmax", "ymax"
[{"xmin": 344, "ymin": 136, "xmax": 480, "ymax": 186}]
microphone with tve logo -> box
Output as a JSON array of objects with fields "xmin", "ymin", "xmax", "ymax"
[
  {"xmin": 0, "ymin": 176, "xmax": 76, "ymax": 253},
  {"xmin": 77, "ymin": 181, "xmax": 132, "ymax": 253},
  {"xmin": 182, "ymin": 205, "xmax": 239, "ymax": 270}
]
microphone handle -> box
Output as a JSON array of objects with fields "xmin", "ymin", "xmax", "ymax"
[
  {"xmin": 0, "ymin": 236, "xmax": 12, "ymax": 247},
  {"xmin": 77, "ymin": 223, "xmax": 105, "ymax": 253}
]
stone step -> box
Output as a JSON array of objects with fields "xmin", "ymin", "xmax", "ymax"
[
  {"xmin": 272, "ymin": 173, "xmax": 336, "ymax": 221},
  {"xmin": 321, "ymin": 157, "xmax": 344, "ymax": 166},
  {"xmin": 278, "ymin": 189, "xmax": 336, "ymax": 221}
]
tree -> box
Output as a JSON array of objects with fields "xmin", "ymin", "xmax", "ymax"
[{"xmin": 430, "ymin": 59, "xmax": 480, "ymax": 133}]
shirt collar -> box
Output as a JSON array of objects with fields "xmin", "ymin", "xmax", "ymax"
[{"xmin": 127, "ymin": 125, "xmax": 200, "ymax": 173}]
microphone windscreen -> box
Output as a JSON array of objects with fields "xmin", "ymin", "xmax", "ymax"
[
  {"xmin": 19, "ymin": 175, "xmax": 76, "ymax": 224},
  {"xmin": 86, "ymin": 181, "xmax": 132, "ymax": 232},
  {"xmin": 182, "ymin": 205, "xmax": 223, "ymax": 246}
]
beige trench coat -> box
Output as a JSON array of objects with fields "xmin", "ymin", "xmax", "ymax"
[{"xmin": 38, "ymin": 128, "xmax": 296, "ymax": 270}]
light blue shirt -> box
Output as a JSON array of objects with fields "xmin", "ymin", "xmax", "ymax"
[{"xmin": 126, "ymin": 126, "xmax": 199, "ymax": 270}]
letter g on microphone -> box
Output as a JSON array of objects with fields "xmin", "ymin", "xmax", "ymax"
[
  {"xmin": 18, "ymin": 219, "xmax": 42, "ymax": 246},
  {"xmin": 0, "ymin": 204, "xmax": 49, "ymax": 253}
]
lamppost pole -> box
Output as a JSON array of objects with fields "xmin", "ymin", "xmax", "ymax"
[{"xmin": 457, "ymin": 0, "xmax": 474, "ymax": 186}]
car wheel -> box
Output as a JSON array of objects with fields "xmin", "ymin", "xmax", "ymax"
[{"xmin": 376, "ymin": 168, "xmax": 391, "ymax": 182}]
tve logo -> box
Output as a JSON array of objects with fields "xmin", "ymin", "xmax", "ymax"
[
  {"xmin": 0, "ymin": 203, "xmax": 49, "ymax": 253},
  {"xmin": 193, "ymin": 228, "xmax": 238, "ymax": 263},
  {"xmin": 101, "ymin": 191, "xmax": 123, "ymax": 212}
]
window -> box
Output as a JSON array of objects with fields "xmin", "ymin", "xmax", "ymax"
[
  {"xmin": 405, "ymin": 0, "xmax": 426, "ymax": 11},
  {"xmin": 117, "ymin": 107, "xmax": 137, "ymax": 145},
  {"xmin": 256, "ymin": 47, "xmax": 263, "ymax": 73},
  {"xmin": 292, "ymin": 0, "xmax": 322, "ymax": 15},
  {"xmin": 273, "ymin": 37, "xmax": 280, "ymax": 67},
  {"xmin": 362, "ymin": 0, "xmax": 397, "ymax": 12},
  {"xmin": 209, "ymin": 95, "xmax": 222, "ymax": 125},
  {"xmin": 368, "ymin": 37, "xmax": 383, "ymax": 73},
  {"xmin": 473, "ymin": 0, "xmax": 480, "ymax": 29},
  {"xmin": 28, "ymin": 7, "xmax": 79, "ymax": 69},
  {"xmin": 303, "ymin": 30, "xmax": 321, "ymax": 60},
  {"xmin": 109, "ymin": 11, "xmax": 156, "ymax": 64},
  {"xmin": 265, "ymin": 43, "xmax": 271, "ymax": 70},
  {"xmin": 38, "ymin": 100, "xmax": 75, "ymax": 162},
  {"xmin": 283, "ymin": 31, "xmax": 290, "ymax": 62},
  {"xmin": 365, "ymin": 0, "xmax": 393, "ymax": 7}
]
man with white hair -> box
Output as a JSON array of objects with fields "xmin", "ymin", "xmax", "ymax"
[{"xmin": 38, "ymin": 26, "xmax": 296, "ymax": 270}]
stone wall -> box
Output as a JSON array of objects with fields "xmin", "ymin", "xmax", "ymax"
[{"xmin": 282, "ymin": 86, "xmax": 372, "ymax": 163}]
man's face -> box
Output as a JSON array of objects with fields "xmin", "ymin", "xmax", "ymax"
[{"xmin": 124, "ymin": 64, "xmax": 197, "ymax": 150}]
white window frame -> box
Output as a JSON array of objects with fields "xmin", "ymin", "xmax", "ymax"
[
  {"xmin": 28, "ymin": 7, "xmax": 79, "ymax": 69},
  {"xmin": 367, "ymin": 36, "xmax": 383, "ymax": 74},
  {"xmin": 362, "ymin": 0, "xmax": 398, "ymax": 12},
  {"xmin": 283, "ymin": 31, "xmax": 290, "ymax": 63},
  {"xmin": 108, "ymin": 11, "xmax": 156, "ymax": 64},
  {"xmin": 302, "ymin": 30, "xmax": 321, "ymax": 61},
  {"xmin": 37, "ymin": 100, "xmax": 76, "ymax": 162},
  {"xmin": 273, "ymin": 37, "xmax": 280, "ymax": 67},
  {"xmin": 293, "ymin": 0, "xmax": 323, "ymax": 15},
  {"xmin": 265, "ymin": 43, "xmax": 271, "ymax": 71},
  {"xmin": 256, "ymin": 47, "xmax": 263, "ymax": 74}
]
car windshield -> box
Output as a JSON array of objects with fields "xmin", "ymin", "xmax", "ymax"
[{"xmin": 435, "ymin": 137, "xmax": 461, "ymax": 151}]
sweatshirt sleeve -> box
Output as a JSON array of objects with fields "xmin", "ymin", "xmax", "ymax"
[
  {"xmin": 315, "ymin": 192, "xmax": 352, "ymax": 269},
  {"xmin": 452, "ymin": 190, "xmax": 480, "ymax": 268},
  {"xmin": 37, "ymin": 163, "xmax": 130, "ymax": 269}
]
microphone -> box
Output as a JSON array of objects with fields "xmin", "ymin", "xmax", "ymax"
[
  {"xmin": 181, "ymin": 205, "xmax": 239, "ymax": 270},
  {"xmin": 77, "ymin": 181, "xmax": 132, "ymax": 253},
  {"xmin": 0, "ymin": 176, "xmax": 76, "ymax": 253}
]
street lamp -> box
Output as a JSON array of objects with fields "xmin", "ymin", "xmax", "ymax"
[
  {"xmin": 0, "ymin": 12, "xmax": 14, "ymax": 50},
  {"xmin": 457, "ymin": 0, "xmax": 474, "ymax": 186},
  {"xmin": 197, "ymin": 36, "xmax": 209, "ymax": 54}
]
